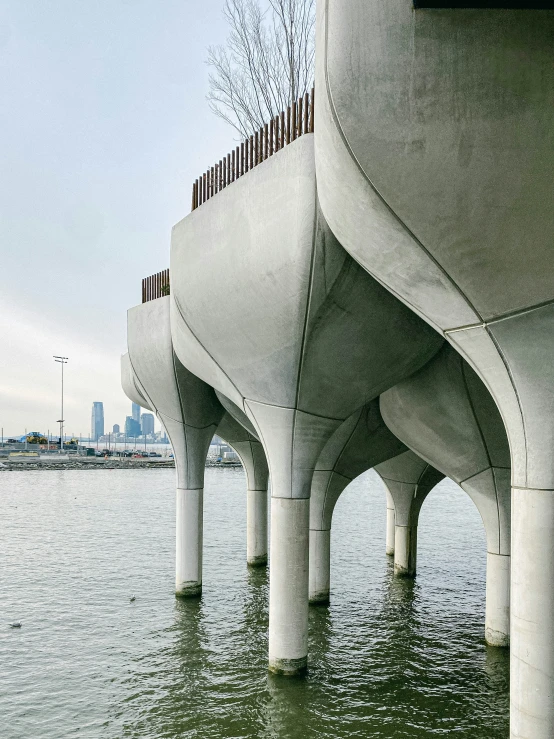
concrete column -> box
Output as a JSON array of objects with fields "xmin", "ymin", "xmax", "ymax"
[
  {"xmin": 394, "ymin": 524, "xmax": 418, "ymax": 578},
  {"xmin": 376, "ymin": 452, "xmax": 444, "ymax": 580},
  {"xmin": 385, "ymin": 489, "xmax": 395, "ymax": 556},
  {"xmin": 485, "ymin": 551, "xmax": 510, "ymax": 648},
  {"xmin": 175, "ymin": 488, "xmax": 203, "ymax": 597},
  {"xmin": 268, "ymin": 497, "xmax": 310, "ymax": 675},
  {"xmin": 309, "ymin": 528, "xmax": 331, "ymax": 604},
  {"xmin": 247, "ymin": 488, "xmax": 268, "ymax": 567},
  {"xmin": 511, "ymin": 488, "xmax": 554, "ymax": 737}
]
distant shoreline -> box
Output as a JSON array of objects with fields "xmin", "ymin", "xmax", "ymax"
[{"xmin": 0, "ymin": 459, "xmax": 242, "ymax": 472}]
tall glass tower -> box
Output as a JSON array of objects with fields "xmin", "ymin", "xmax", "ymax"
[
  {"xmin": 91, "ymin": 402, "xmax": 104, "ymax": 441},
  {"xmin": 131, "ymin": 402, "xmax": 141, "ymax": 423}
]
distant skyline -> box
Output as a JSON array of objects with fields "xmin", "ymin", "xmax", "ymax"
[{"xmin": 0, "ymin": 1, "xmax": 236, "ymax": 434}]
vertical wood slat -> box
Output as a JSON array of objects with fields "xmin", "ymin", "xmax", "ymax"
[
  {"xmin": 286, "ymin": 106, "xmax": 291, "ymax": 144},
  {"xmin": 189, "ymin": 85, "xmax": 315, "ymax": 209}
]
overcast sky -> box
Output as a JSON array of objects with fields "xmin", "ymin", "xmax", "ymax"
[{"xmin": 0, "ymin": 0, "xmax": 235, "ymax": 437}]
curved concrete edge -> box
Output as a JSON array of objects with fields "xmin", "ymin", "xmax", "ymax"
[
  {"xmin": 121, "ymin": 352, "xmax": 152, "ymax": 411},
  {"xmin": 215, "ymin": 390, "xmax": 259, "ymax": 440},
  {"xmin": 314, "ymin": 0, "xmax": 479, "ymax": 334}
]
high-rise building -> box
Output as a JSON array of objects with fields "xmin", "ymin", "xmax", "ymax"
[
  {"xmin": 132, "ymin": 402, "xmax": 141, "ymax": 423},
  {"xmin": 141, "ymin": 413, "xmax": 154, "ymax": 437},
  {"xmin": 125, "ymin": 416, "xmax": 141, "ymax": 438},
  {"xmin": 113, "ymin": 424, "xmax": 120, "ymax": 434},
  {"xmin": 91, "ymin": 402, "xmax": 104, "ymax": 441}
]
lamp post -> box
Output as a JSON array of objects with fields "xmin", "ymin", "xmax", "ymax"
[{"xmin": 54, "ymin": 356, "xmax": 68, "ymax": 454}]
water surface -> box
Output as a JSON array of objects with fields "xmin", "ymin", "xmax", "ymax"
[{"xmin": 0, "ymin": 468, "xmax": 509, "ymax": 738}]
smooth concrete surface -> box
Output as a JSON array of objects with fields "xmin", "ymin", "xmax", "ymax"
[
  {"xmin": 171, "ymin": 134, "xmax": 443, "ymax": 670},
  {"xmin": 309, "ymin": 399, "xmax": 406, "ymax": 602},
  {"xmin": 375, "ymin": 451, "xmax": 445, "ymax": 578},
  {"xmin": 121, "ymin": 353, "xmax": 152, "ymax": 411},
  {"xmin": 385, "ymin": 489, "xmax": 395, "ymax": 556},
  {"xmin": 125, "ymin": 296, "xmax": 224, "ymax": 596},
  {"xmin": 511, "ymin": 487, "xmax": 554, "ymax": 739},
  {"xmin": 316, "ymin": 6, "xmax": 554, "ymax": 728},
  {"xmin": 175, "ymin": 488, "xmax": 203, "ymax": 596},
  {"xmin": 268, "ymin": 497, "xmax": 310, "ymax": 675},
  {"xmin": 381, "ymin": 344, "xmax": 510, "ymax": 643}
]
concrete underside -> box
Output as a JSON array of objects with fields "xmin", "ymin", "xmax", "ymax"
[{"xmin": 314, "ymin": 5, "xmax": 554, "ymax": 727}]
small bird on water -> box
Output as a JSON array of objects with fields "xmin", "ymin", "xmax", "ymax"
[
  {"xmin": 10, "ymin": 622, "xmax": 22, "ymax": 628},
  {"xmin": 130, "ymin": 596, "xmax": 136, "ymax": 602}
]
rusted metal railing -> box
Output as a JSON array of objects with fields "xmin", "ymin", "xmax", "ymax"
[
  {"xmin": 142, "ymin": 268, "xmax": 170, "ymax": 303},
  {"xmin": 191, "ymin": 87, "xmax": 315, "ymax": 212}
]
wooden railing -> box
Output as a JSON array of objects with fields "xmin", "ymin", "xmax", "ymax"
[
  {"xmin": 142, "ymin": 269, "xmax": 170, "ymax": 303},
  {"xmin": 191, "ymin": 87, "xmax": 315, "ymax": 212}
]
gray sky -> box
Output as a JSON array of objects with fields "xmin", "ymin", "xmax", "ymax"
[{"xmin": 0, "ymin": 0, "xmax": 234, "ymax": 437}]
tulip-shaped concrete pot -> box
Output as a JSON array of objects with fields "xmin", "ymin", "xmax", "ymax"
[
  {"xmin": 309, "ymin": 399, "xmax": 407, "ymax": 604},
  {"xmin": 380, "ymin": 344, "xmax": 511, "ymax": 647},
  {"xmin": 125, "ymin": 296, "xmax": 224, "ymax": 597},
  {"xmin": 170, "ymin": 133, "xmax": 443, "ymax": 674},
  {"xmin": 123, "ymin": 304, "xmax": 270, "ymax": 580},
  {"xmin": 375, "ymin": 452, "xmax": 445, "ymax": 578},
  {"xmin": 316, "ymin": 3, "xmax": 554, "ymax": 731}
]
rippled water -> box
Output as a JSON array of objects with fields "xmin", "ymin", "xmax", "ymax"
[{"xmin": 1, "ymin": 468, "xmax": 509, "ymax": 738}]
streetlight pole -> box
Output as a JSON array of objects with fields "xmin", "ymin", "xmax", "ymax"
[{"xmin": 54, "ymin": 356, "xmax": 68, "ymax": 454}]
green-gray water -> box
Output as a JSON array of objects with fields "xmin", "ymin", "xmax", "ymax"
[{"xmin": 1, "ymin": 468, "xmax": 509, "ymax": 737}]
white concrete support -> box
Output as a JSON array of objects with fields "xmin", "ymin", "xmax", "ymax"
[
  {"xmin": 269, "ymin": 497, "xmax": 310, "ymax": 675},
  {"xmin": 376, "ymin": 452, "xmax": 444, "ymax": 580},
  {"xmin": 385, "ymin": 490, "xmax": 395, "ymax": 556},
  {"xmin": 485, "ymin": 551, "xmax": 510, "ymax": 649},
  {"xmin": 175, "ymin": 488, "xmax": 203, "ymax": 597},
  {"xmin": 394, "ymin": 525, "xmax": 418, "ymax": 578},
  {"xmin": 309, "ymin": 529, "xmax": 331, "ymax": 604},
  {"xmin": 511, "ymin": 488, "xmax": 554, "ymax": 737},
  {"xmin": 247, "ymin": 488, "xmax": 268, "ymax": 567}
]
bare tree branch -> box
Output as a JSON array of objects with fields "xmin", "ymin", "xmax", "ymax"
[{"xmin": 206, "ymin": 0, "xmax": 315, "ymax": 138}]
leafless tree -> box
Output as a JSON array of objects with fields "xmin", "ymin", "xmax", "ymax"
[{"xmin": 206, "ymin": 0, "xmax": 315, "ymax": 138}]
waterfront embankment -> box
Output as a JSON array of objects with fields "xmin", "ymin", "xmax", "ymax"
[{"xmin": 0, "ymin": 459, "xmax": 241, "ymax": 472}]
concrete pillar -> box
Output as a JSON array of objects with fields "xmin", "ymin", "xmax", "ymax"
[
  {"xmin": 175, "ymin": 488, "xmax": 203, "ymax": 597},
  {"xmin": 511, "ymin": 488, "xmax": 554, "ymax": 737},
  {"xmin": 268, "ymin": 497, "xmax": 310, "ymax": 675},
  {"xmin": 216, "ymin": 405, "xmax": 270, "ymax": 567},
  {"xmin": 376, "ymin": 451, "xmax": 444, "ymax": 580},
  {"xmin": 309, "ymin": 528, "xmax": 331, "ymax": 604},
  {"xmin": 485, "ymin": 551, "xmax": 510, "ymax": 648},
  {"xmin": 246, "ymin": 488, "xmax": 268, "ymax": 567},
  {"xmin": 394, "ymin": 524, "xmax": 418, "ymax": 578},
  {"xmin": 385, "ymin": 489, "xmax": 395, "ymax": 556}
]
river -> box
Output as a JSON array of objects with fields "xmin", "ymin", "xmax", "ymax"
[{"xmin": 1, "ymin": 467, "xmax": 509, "ymax": 738}]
